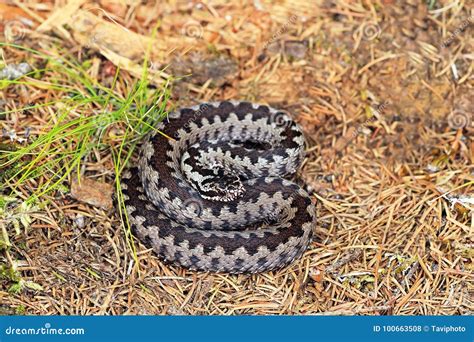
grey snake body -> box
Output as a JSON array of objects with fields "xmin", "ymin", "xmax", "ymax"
[{"xmin": 121, "ymin": 101, "xmax": 315, "ymax": 273}]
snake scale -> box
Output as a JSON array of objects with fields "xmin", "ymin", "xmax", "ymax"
[{"xmin": 121, "ymin": 101, "xmax": 316, "ymax": 273}]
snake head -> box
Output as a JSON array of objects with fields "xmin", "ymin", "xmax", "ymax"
[{"xmin": 198, "ymin": 165, "xmax": 245, "ymax": 202}]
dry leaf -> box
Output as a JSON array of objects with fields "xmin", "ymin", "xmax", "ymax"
[{"xmin": 70, "ymin": 177, "xmax": 114, "ymax": 210}]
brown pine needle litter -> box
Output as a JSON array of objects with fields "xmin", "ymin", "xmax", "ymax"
[{"xmin": 0, "ymin": 0, "xmax": 472, "ymax": 315}]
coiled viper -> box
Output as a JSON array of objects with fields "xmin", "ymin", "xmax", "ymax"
[{"xmin": 121, "ymin": 101, "xmax": 315, "ymax": 273}]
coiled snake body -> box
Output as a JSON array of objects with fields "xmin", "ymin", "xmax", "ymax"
[{"xmin": 122, "ymin": 101, "xmax": 315, "ymax": 273}]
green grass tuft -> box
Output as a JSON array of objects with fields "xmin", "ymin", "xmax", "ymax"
[{"xmin": 0, "ymin": 42, "xmax": 171, "ymax": 266}]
